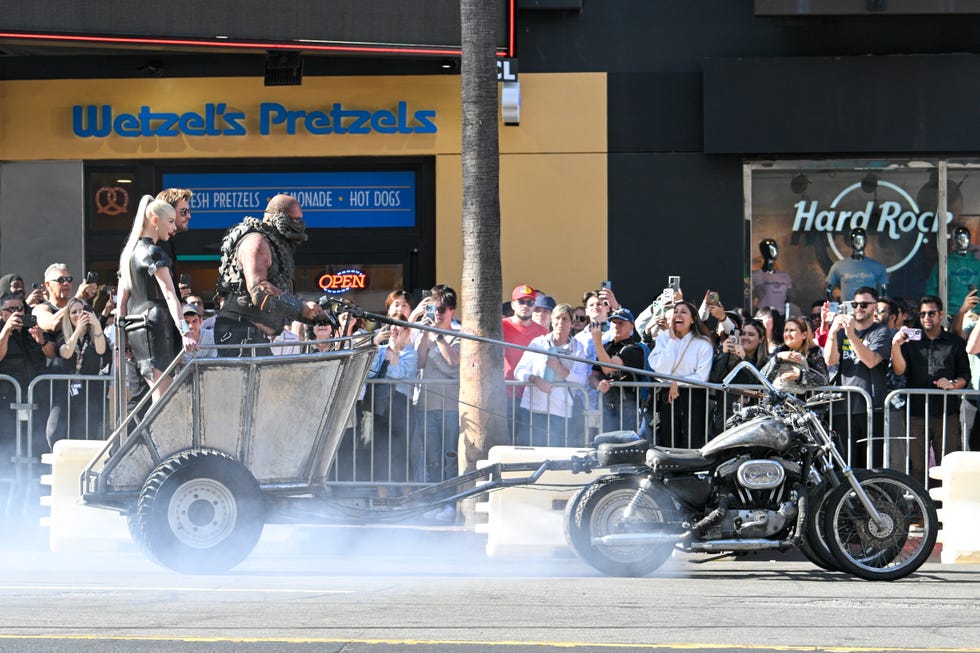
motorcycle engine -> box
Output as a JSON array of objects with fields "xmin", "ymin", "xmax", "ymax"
[{"xmin": 705, "ymin": 455, "xmax": 799, "ymax": 539}]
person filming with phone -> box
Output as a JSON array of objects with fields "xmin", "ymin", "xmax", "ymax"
[
  {"xmin": 891, "ymin": 295, "xmax": 969, "ymax": 483},
  {"xmin": 1, "ymin": 293, "xmax": 54, "ymax": 462},
  {"xmin": 823, "ymin": 287, "xmax": 891, "ymax": 467}
]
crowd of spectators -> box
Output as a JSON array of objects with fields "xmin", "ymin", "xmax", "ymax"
[{"xmin": 4, "ymin": 261, "xmax": 979, "ymax": 513}]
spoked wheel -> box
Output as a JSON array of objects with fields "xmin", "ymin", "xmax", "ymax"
[
  {"xmin": 134, "ymin": 449, "xmax": 265, "ymax": 574},
  {"xmin": 799, "ymin": 469, "xmax": 872, "ymax": 572},
  {"xmin": 823, "ymin": 468, "xmax": 937, "ymax": 581},
  {"xmin": 563, "ymin": 474, "xmax": 629, "ymax": 551},
  {"xmin": 566, "ymin": 474, "xmax": 680, "ymax": 577}
]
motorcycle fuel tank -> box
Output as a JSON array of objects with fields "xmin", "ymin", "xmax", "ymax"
[{"xmin": 700, "ymin": 416, "xmax": 791, "ymax": 457}]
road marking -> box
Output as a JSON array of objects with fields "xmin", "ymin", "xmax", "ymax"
[
  {"xmin": 0, "ymin": 636, "xmax": 978, "ymax": 651},
  {"xmin": 0, "ymin": 585, "xmax": 352, "ymax": 594}
]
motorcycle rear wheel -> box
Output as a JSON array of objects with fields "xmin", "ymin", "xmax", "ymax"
[
  {"xmin": 823, "ymin": 469, "xmax": 937, "ymax": 581},
  {"xmin": 567, "ymin": 474, "xmax": 679, "ymax": 577}
]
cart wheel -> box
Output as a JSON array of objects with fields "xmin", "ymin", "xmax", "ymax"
[{"xmin": 134, "ymin": 449, "xmax": 265, "ymax": 573}]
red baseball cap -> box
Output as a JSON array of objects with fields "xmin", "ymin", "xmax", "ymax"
[{"xmin": 511, "ymin": 284, "xmax": 536, "ymax": 301}]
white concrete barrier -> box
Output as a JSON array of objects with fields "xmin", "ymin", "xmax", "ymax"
[
  {"xmin": 929, "ymin": 451, "xmax": 980, "ymax": 564},
  {"xmin": 475, "ymin": 445, "xmax": 593, "ymax": 558},
  {"xmin": 40, "ymin": 440, "xmax": 130, "ymax": 551}
]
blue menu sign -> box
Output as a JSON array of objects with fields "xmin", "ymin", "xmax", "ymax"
[{"xmin": 161, "ymin": 171, "xmax": 416, "ymax": 229}]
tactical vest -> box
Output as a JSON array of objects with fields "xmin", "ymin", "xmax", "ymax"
[{"xmin": 217, "ymin": 217, "xmax": 296, "ymax": 332}]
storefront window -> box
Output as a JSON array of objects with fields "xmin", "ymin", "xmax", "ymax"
[
  {"xmin": 295, "ymin": 263, "xmax": 405, "ymax": 312},
  {"xmin": 747, "ymin": 161, "xmax": 980, "ymax": 315},
  {"xmin": 87, "ymin": 168, "xmax": 140, "ymax": 231}
]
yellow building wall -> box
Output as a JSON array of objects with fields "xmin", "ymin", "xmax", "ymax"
[
  {"xmin": 0, "ymin": 72, "xmax": 606, "ymax": 304},
  {"xmin": 437, "ymin": 153, "xmax": 607, "ymax": 308}
]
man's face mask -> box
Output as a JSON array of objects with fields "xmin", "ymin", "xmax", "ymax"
[{"xmin": 264, "ymin": 211, "xmax": 307, "ymax": 243}]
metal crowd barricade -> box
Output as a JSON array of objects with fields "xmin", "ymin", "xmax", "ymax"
[
  {"xmin": 322, "ymin": 378, "xmax": 594, "ymax": 491},
  {"xmin": 0, "ymin": 373, "xmax": 25, "ymax": 518},
  {"xmin": 883, "ymin": 387, "xmax": 977, "ymax": 488},
  {"xmin": 26, "ymin": 372, "xmax": 113, "ymax": 446},
  {"xmin": 324, "ymin": 375, "xmax": 885, "ymax": 493},
  {"xmin": 598, "ymin": 381, "xmax": 874, "ymax": 465}
]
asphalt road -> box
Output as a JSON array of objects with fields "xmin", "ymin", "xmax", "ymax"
[{"xmin": 1, "ymin": 525, "xmax": 979, "ymax": 653}]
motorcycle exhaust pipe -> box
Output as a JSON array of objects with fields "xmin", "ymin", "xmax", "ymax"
[
  {"xmin": 688, "ymin": 539, "xmax": 794, "ymax": 552},
  {"xmin": 591, "ymin": 532, "xmax": 686, "ymax": 546},
  {"xmin": 591, "ymin": 534, "xmax": 794, "ymax": 552}
]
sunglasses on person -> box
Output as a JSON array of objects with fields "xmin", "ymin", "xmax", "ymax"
[
  {"xmin": 47, "ymin": 276, "xmax": 73, "ymax": 284},
  {"xmin": 810, "ymin": 313, "xmax": 821, "ymax": 320},
  {"xmin": 573, "ymin": 315, "xmax": 588, "ymax": 322},
  {"xmin": 515, "ymin": 298, "xmax": 535, "ymax": 307},
  {"xmin": 852, "ymin": 301, "xmax": 874, "ymax": 309},
  {"xmin": 435, "ymin": 305, "xmax": 451, "ymax": 314},
  {"xmin": 919, "ymin": 310, "xmax": 939, "ymax": 318},
  {"xmin": 1, "ymin": 304, "xmax": 26, "ymax": 313}
]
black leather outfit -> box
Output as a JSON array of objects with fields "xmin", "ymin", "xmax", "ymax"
[{"xmin": 127, "ymin": 237, "xmax": 178, "ymax": 376}]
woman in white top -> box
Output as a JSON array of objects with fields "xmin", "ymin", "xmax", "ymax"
[
  {"xmin": 647, "ymin": 300, "xmax": 714, "ymax": 449},
  {"xmin": 514, "ymin": 303, "xmax": 590, "ymax": 447}
]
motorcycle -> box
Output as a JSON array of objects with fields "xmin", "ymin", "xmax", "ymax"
[{"xmin": 564, "ymin": 361, "xmax": 938, "ymax": 581}]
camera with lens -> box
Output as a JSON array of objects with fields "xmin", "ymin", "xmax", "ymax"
[
  {"xmin": 22, "ymin": 314, "xmax": 37, "ymax": 329},
  {"xmin": 314, "ymin": 295, "xmax": 341, "ymax": 329}
]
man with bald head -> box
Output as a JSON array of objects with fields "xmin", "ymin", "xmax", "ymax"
[{"xmin": 214, "ymin": 194, "xmax": 325, "ymax": 356}]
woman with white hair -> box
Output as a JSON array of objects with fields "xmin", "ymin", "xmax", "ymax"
[
  {"xmin": 117, "ymin": 195, "xmax": 197, "ymax": 402},
  {"xmin": 514, "ymin": 303, "xmax": 590, "ymax": 446}
]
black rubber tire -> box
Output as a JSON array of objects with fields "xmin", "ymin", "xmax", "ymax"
[
  {"xmin": 799, "ymin": 469, "xmax": 872, "ymax": 572},
  {"xmin": 566, "ymin": 474, "xmax": 679, "ymax": 577},
  {"xmin": 822, "ymin": 468, "xmax": 938, "ymax": 581},
  {"xmin": 134, "ymin": 449, "xmax": 265, "ymax": 574},
  {"xmin": 562, "ymin": 474, "xmax": 631, "ymax": 552}
]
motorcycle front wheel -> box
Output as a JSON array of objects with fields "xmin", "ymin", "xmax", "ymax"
[
  {"xmin": 823, "ymin": 468, "xmax": 937, "ymax": 581},
  {"xmin": 799, "ymin": 469, "xmax": 872, "ymax": 573},
  {"xmin": 566, "ymin": 474, "xmax": 679, "ymax": 577}
]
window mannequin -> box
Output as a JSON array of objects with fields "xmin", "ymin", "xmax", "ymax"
[
  {"xmin": 927, "ymin": 225, "xmax": 980, "ymax": 312},
  {"xmin": 826, "ymin": 228, "xmax": 888, "ymax": 301},
  {"xmin": 751, "ymin": 238, "xmax": 792, "ymax": 311}
]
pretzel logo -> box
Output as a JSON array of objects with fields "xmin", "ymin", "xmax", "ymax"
[{"xmin": 95, "ymin": 186, "xmax": 130, "ymax": 216}]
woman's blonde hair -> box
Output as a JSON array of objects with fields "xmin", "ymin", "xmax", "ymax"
[
  {"xmin": 118, "ymin": 195, "xmax": 176, "ymax": 292},
  {"xmin": 552, "ymin": 303, "xmax": 574, "ymax": 321},
  {"xmin": 60, "ymin": 298, "xmax": 88, "ymax": 342}
]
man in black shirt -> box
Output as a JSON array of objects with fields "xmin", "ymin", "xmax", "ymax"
[
  {"xmin": 824, "ymin": 286, "xmax": 890, "ymax": 467},
  {"xmin": 1, "ymin": 293, "xmax": 53, "ymax": 475},
  {"xmin": 156, "ymin": 188, "xmax": 194, "ymax": 299},
  {"xmin": 590, "ymin": 308, "xmax": 644, "ymax": 432},
  {"xmin": 891, "ymin": 295, "xmax": 970, "ymax": 483}
]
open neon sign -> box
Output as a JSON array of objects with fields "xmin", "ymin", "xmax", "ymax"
[{"xmin": 319, "ymin": 269, "xmax": 367, "ymax": 294}]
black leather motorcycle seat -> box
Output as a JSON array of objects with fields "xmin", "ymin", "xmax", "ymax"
[
  {"xmin": 646, "ymin": 446, "xmax": 713, "ymax": 472},
  {"xmin": 595, "ymin": 432, "xmax": 649, "ymax": 466},
  {"xmin": 593, "ymin": 430, "xmax": 641, "ymax": 446}
]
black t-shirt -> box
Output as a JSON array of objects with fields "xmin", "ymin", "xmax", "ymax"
[
  {"xmin": 593, "ymin": 338, "xmax": 645, "ymax": 395},
  {"xmin": 55, "ymin": 332, "xmax": 109, "ymax": 376},
  {"xmin": 0, "ymin": 325, "xmax": 47, "ymax": 390},
  {"xmin": 899, "ymin": 329, "xmax": 970, "ymax": 415},
  {"xmin": 834, "ymin": 321, "xmax": 891, "ymax": 409}
]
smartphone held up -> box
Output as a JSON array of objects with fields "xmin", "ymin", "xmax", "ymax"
[{"xmin": 902, "ymin": 326, "xmax": 922, "ymax": 341}]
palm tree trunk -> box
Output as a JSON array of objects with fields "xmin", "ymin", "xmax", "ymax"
[{"xmin": 458, "ymin": 0, "xmax": 505, "ymax": 482}]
